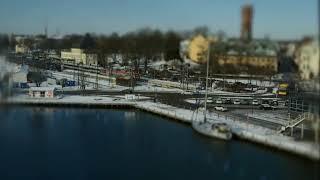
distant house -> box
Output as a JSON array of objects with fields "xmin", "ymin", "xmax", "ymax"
[
  {"xmin": 11, "ymin": 65, "xmax": 28, "ymax": 88},
  {"xmin": 12, "ymin": 71, "xmax": 27, "ymax": 83},
  {"xmin": 29, "ymin": 87, "xmax": 56, "ymax": 98},
  {"xmin": 295, "ymin": 39, "xmax": 319, "ymax": 80},
  {"xmin": 15, "ymin": 44, "xmax": 29, "ymax": 54},
  {"xmin": 61, "ymin": 48, "xmax": 98, "ymax": 66}
]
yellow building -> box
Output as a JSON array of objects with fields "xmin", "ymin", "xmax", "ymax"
[
  {"xmin": 15, "ymin": 44, "xmax": 29, "ymax": 54},
  {"xmin": 208, "ymin": 39, "xmax": 279, "ymax": 75},
  {"xmin": 61, "ymin": 48, "xmax": 98, "ymax": 66},
  {"xmin": 187, "ymin": 35, "xmax": 216, "ymax": 64},
  {"xmin": 216, "ymin": 54, "xmax": 278, "ymax": 74}
]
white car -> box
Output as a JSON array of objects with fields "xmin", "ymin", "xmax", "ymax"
[
  {"xmin": 214, "ymin": 106, "xmax": 228, "ymax": 112},
  {"xmin": 216, "ymin": 99, "xmax": 223, "ymax": 104},
  {"xmin": 233, "ymin": 99, "xmax": 241, "ymax": 105},
  {"xmin": 252, "ymin": 100, "xmax": 259, "ymax": 105},
  {"xmin": 181, "ymin": 90, "xmax": 192, "ymax": 95}
]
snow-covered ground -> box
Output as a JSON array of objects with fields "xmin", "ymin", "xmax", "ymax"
[
  {"xmin": 134, "ymin": 85, "xmax": 183, "ymax": 93},
  {"xmin": 7, "ymin": 94, "xmax": 146, "ymax": 105},
  {"xmin": 232, "ymin": 109, "xmax": 289, "ymax": 125},
  {"xmin": 51, "ymin": 70, "xmax": 127, "ymax": 91}
]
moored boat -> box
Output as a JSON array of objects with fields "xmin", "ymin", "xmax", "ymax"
[{"xmin": 192, "ymin": 121, "xmax": 232, "ymax": 140}]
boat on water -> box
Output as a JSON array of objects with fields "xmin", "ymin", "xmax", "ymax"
[
  {"xmin": 191, "ymin": 41, "xmax": 232, "ymax": 141},
  {"xmin": 192, "ymin": 121, "xmax": 233, "ymax": 140}
]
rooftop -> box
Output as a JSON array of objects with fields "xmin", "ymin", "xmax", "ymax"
[{"xmin": 212, "ymin": 39, "xmax": 279, "ymax": 56}]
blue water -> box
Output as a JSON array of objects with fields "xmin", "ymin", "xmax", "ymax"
[{"xmin": 0, "ymin": 107, "xmax": 318, "ymax": 180}]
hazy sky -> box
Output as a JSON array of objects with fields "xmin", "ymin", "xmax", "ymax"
[{"xmin": 0, "ymin": 0, "xmax": 318, "ymax": 39}]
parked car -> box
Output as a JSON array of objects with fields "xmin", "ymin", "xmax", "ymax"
[
  {"xmin": 259, "ymin": 104, "xmax": 272, "ymax": 110},
  {"xmin": 233, "ymin": 99, "xmax": 241, "ymax": 105},
  {"xmin": 181, "ymin": 90, "xmax": 192, "ymax": 95},
  {"xmin": 271, "ymin": 100, "xmax": 278, "ymax": 106},
  {"xmin": 224, "ymin": 98, "xmax": 231, "ymax": 104},
  {"xmin": 252, "ymin": 99, "xmax": 259, "ymax": 105},
  {"xmin": 214, "ymin": 106, "xmax": 228, "ymax": 112},
  {"xmin": 216, "ymin": 99, "xmax": 223, "ymax": 104}
]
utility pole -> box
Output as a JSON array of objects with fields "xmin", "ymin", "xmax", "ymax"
[
  {"xmin": 153, "ymin": 68, "xmax": 157, "ymax": 102},
  {"xmin": 95, "ymin": 62, "xmax": 99, "ymax": 90},
  {"xmin": 80, "ymin": 63, "xmax": 86, "ymax": 92},
  {"xmin": 77, "ymin": 63, "xmax": 80, "ymax": 89},
  {"xmin": 130, "ymin": 66, "xmax": 133, "ymax": 91},
  {"xmin": 73, "ymin": 59, "xmax": 75, "ymax": 81},
  {"xmin": 186, "ymin": 64, "xmax": 189, "ymax": 90}
]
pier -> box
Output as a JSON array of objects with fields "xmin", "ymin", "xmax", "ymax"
[{"xmin": 2, "ymin": 95, "xmax": 319, "ymax": 161}]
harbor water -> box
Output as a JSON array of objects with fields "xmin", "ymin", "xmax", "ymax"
[{"xmin": 0, "ymin": 107, "xmax": 319, "ymax": 180}]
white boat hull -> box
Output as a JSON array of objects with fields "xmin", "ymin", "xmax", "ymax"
[{"xmin": 192, "ymin": 121, "xmax": 232, "ymax": 140}]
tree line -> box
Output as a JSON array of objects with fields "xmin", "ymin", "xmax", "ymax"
[
  {"xmin": 39, "ymin": 28, "xmax": 187, "ymax": 68},
  {"xmin": 0, "ymin": 34, "xmax": 9, "ymax": 54}
]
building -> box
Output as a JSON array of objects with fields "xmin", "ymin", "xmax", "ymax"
[
  {"xmin": 61, "ymin": 48, "xmax": 86, "ymax": 64},
  {"xmin": 212, "ymin": 40, "xmax": 278, "ymax": 75},
  {"xmin": 15, "ymin": 44, "xmax": 29, "ymax": 54},
  {"xmin": 12, "ymin": 71, "xmax": 27, "ymax": 84},
  {"xmin": 61, "ymin": 48, "xmax": 98, "ymax": 66},
  {"xmin": 11, "ymin": 64, "xmax": 28, "ymax": 88},
  {"xmin": 241, "ymin": 4, "xmax": 253, "ymax": 41},
  {"xmin": 295, "ymin": 39, "xmax": 319, "ymax": 80},
  {"xmin": 29, "ymin": 87, "xmax": 56, "ymax": 98}
]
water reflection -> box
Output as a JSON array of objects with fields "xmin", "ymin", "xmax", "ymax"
[
  {"xmin": 124, "ymin": 111, "xmax": 136, "ymax": 121},
  {"xmin": 0, "ymin": 107, "xmax": 318, "ymax": 180}
]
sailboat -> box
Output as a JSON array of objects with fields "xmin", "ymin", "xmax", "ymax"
[{"xmin": 191, "ymin": 41, "xmax": 232, "ymax": 140}]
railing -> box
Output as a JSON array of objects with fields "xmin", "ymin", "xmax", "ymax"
[{"xmin": 278, "ymin": 112, "xmax": 310, "ymax": 133}]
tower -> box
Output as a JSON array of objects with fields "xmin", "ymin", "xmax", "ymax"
[{"xmin": 241, "ymin": 4, "xmax": 253, "ymax": 41}]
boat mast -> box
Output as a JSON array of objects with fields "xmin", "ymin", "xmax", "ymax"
[{"xmin": 204, "ymin": 41, "xmax": 210, "ymax": 122}]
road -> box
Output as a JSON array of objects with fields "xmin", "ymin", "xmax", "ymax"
[{"xmin": 52, "ymin": 89, "xmax": 288, "ymax": 129}]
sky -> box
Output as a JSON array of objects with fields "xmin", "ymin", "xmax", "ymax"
[{"xmin": 0, "ymin": 0, "xmax": 318, "ymax": 39}]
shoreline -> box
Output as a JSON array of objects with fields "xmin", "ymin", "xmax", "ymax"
[{"xmin": 1, "ymin": 96, "xmax": 319, "ymax": 161}]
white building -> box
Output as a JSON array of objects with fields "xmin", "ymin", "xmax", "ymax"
[
  {"xmin": 296, "ymin": 40, "xmax": 319, "ymax": 80},
  {"xmin": 12, "ymin": 71, "xmax": 27, "ymax": 83},
  {"xmin": 29, "ymin": 87, "xmax": 56, "ymax": 98},
  {"xmin": 15, "ymin": 44, "xmax": 29, "ymax": 54},
  {"xmin": 61, "ymin": 48, "xmax": 98, "ymax": 66},
  {"xmin": 11, "ymin": 64, "xmax": 28, "ymax": 87}
]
